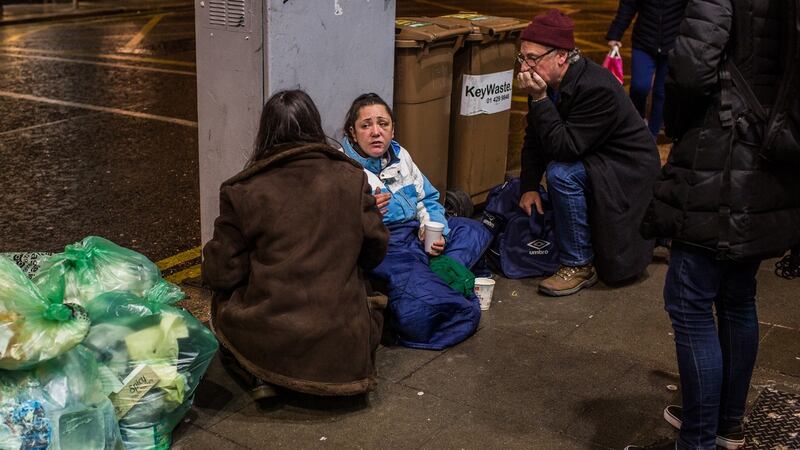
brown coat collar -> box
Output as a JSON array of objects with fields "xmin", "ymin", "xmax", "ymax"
[{"xmin": 223, "ymin": 142, "xmax": 362, "ymax": 186}]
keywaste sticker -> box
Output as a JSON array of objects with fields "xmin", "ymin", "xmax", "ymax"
[{"xmin": 460, "ymin": 70, "xmax": 514, "ymax": 116}]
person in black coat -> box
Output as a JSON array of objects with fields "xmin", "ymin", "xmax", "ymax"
[
  {"xmin": 516, "ymin": 9, "xmax": 660, "ymax": 296},
  {"xmin": 632, "ymin": 0, "xmax": 800, "ymax": 449},
  {"xmin": 606, "ymin": 0, "xmax": 688, "ymax": 137}
]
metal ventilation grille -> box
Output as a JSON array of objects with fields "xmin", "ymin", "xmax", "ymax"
[
  {"xmin": 227, "ymin": 0, "xmax": 245, "ymax": 28},
  {"xmin": 207, "ymin": 0, "xmax": 246, "ymax": 30}
]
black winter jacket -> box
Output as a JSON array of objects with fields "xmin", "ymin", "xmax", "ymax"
[
  {"xmin": 641, "ymin": 0, "xmax": 800, "ymax": 260},
  {"xmin": 521, "ymin": 57, "xmax": 660, "ymax": 284},
  {"xmin": 606, "ymin": 0, "xmax": 688, "ymax": 56}
]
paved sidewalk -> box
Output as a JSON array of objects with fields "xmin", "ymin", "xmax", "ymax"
[
  {"xmin": 0, "ymin": 0, "xmax": 191, "ymax": 25},
  {"xmin": 173, "ymin": 254, "xmax": 800, "ymax": 449}
]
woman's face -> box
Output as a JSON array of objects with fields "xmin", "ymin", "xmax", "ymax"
[{"xmin": 351, "ymin": 104, "xmax": 394, "ymax": 158}]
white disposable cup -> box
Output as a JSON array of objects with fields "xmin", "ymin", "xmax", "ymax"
[
  {"xmin": 474, "ymin": 278, "xmax": 496, "ymax": 311},
  {"xmin": 423, "ymin": 222, "xmax": 445, "ymax": 253}
]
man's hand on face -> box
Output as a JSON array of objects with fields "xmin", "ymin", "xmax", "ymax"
[{"xmin": 516, "ymin": 70, "xmax": 548, "ymax": 101}]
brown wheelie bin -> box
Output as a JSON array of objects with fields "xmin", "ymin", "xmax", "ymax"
[
  {"xmin": 394, "ymin": 18, "xmax": 471, "ymax": 200},
  {"xmin": 429, "ymin": 13, "xmax": 529, "ymax": 213}
]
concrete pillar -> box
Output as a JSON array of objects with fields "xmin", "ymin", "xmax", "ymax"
[{"xmin": 195, "ymin": 0, "xmax": 396, "ymax": 245}]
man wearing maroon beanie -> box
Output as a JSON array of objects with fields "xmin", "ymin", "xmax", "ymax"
[{"xmin": 516, "ymin": 9, "xmax": 659, "ymax": 295}]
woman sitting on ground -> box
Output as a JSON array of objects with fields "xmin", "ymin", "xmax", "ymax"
[
  {"xmin": 202, "ymin": 89, "xmax": 389, "ymax": 398},
  {"xmin": 340, "ymin": 93, "xmax": 492, "ymax": 350}
]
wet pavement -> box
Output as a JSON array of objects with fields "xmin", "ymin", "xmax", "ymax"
[
  {"xmin": 170, "ymin": 253, "xmax": 800, "ymax": 449},
  {"xmin": 0, "ymin": 0, "xmax": 633, "ymax": 264},
  {"xmin": 0, "ymin": 6, "xmax": 197, "ymax": 261}
]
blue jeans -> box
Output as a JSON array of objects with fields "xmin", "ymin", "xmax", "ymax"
[
  {"xmin": 546, "ymin": 161, "xmax": 593, "ymax": 267},
  {"xmin": 664, "ymin": 244, "xmax": 760, "ymax": 450},
  {"xmin": 630, "ymin": 48, "xmax": 668, "ymax": 137}
]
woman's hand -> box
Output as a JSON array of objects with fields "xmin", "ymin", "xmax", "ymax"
[
  {"xmin": 374, "ymin": 187, "xmax": 391, "ymax": 215},
  {"xmin": 608, "ymin": 40, "xmax": 622, "ymax": 49},
  {"xmin": 428, "ymin": 237, "xmax": 446, "ymax": 256},
  {"xmin": 418, "ymin": 224, "xmax": 447, "ymax": 256}
]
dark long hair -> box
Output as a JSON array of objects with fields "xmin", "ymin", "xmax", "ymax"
[
  {"xmin": 248, "ymin": 89, "xmax": 326, "ymax": 167},
  {"xmin": 342, "ymin": 93, "xmax": 395, "ymax": 143}
]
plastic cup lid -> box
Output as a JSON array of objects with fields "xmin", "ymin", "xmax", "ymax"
[{"xmin": 426, "ymin": 222, "xmax": 445, "ymax": 231}]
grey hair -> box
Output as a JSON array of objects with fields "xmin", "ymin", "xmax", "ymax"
[{"xmin": 566, "ymin": 47, "xmax": 581, "ymax": 64}]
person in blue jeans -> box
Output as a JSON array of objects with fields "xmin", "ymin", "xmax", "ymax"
[
  {"xmin": 658, "ymin": 244, "xmax": 759, "ymax": 450},
  {"xmin": 516, "ymin": 9, "xmax": 659, "ymax": 296},
  {"xmin": 606, "ymin": 0, "xmax": 687, "ymax": 137},
  {"xmin": 634, "ymin": 0, "xmax": 800, "ymax": 448}
]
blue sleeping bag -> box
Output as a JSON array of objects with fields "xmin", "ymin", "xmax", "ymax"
[{"xmin": 370, "ymin": 217, "xmax": 492, "ymax": 350}]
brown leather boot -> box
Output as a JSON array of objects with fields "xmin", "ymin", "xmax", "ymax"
[{"xmin": 538, "ymin": 264, "xmax": 598, "ymax": 296}]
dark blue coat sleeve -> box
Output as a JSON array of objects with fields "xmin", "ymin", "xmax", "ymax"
[{"xmin": 605, "ymin": 0, "xmax": 638, "ymax": 42}]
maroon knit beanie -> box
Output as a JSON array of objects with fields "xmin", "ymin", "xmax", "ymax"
[{"xmin": 520, "ymin": 9, "xmax": 575, "ymax": 50}]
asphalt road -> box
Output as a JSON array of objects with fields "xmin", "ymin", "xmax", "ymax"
[{"xmin": 0, "ymin": 0, "xmax": 627, "ymax": 274}]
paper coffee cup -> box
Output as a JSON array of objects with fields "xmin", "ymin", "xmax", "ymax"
[
  {"xmin": 424, "ymin": 222, "xmax": 445, "ymax": 253},
  {"xmin": 474, "ymin": 277, "xmax": 496, "ymax": 310}
]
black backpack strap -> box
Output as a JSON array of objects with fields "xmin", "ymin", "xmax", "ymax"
[
  {"xmin": 719, "ymin": 0, "xmax": 767, "ymax": 130},
  {"xmin": 727, "ymin": 60, "xmax": 768, "ymax": 122},
  {"xmin": 719, "ymin": 62, "xmax": 735, "ymax": 129}
]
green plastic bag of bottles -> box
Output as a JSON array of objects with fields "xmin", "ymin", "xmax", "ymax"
[
  {"xmin": 33, "ymin": 236, "xmax": 183, "ymax": 307},
  {"xmin": 82, "ymin": 290, "xmax": 218, "ymax": 450},
  {"xmin": 0, "ymin": 256, "xmax": 90, "ymax": 370},
  {"xmin": 0, "ymin": 252, "xmax": 52, "ymax": 278},
  {"xmin": 0, "ymin": 345, "xmax": 123, "ymax": 449}
]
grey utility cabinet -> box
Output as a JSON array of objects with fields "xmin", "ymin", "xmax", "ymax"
[{"xmin": 195, "ymin": 0, "xmax": 396, "ymax": 244}]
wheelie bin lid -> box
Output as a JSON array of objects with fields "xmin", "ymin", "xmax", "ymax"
[
  {"xmin": 395, "ymin": 17, "xmax": 472, "ymax": 49},
  {"xmin": 430, "ymin": 13, "xmax": 529, "ymax": 42}
]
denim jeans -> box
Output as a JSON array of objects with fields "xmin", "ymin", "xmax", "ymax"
[
  {"xmin": 664, "ymin": 243, "xmax": 760, "ymax": 450},
  {"xmin": 545, "ymin": 161, "xmax": 593, "ymax": 267},
  {"xmin": 630, "ymin": 48, "xmax": 668, "ymax": 137}
]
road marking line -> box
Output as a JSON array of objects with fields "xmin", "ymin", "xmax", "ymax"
[
  {"xmin": 156, "ymin": 246, "xmax": 202, "ymax": 271},
  {"xmin": 499, "ymin": 0, "xmax": 580, "ymax": 15},
  {"xmin": 3, "ymin": 26, "xmax": 48, "ymax": 44},
  {"xmin": 0, "ymin": 90, "xmax": 198, "ymax": 127},
  {"xmin": 1, "ymin": 46, "xmax": 196, "ymax": 67},
  {"xmin": 572, "ymin": 19, "xmax": 618, "ymax": 25},
  {"xmin": 165, "ymin": 263, "xmax": 201, "ymax": 284},
  {"xmin": 410, "ymin": 0, "xmax": 465, "ymax": 12},
  {"xmin": 0, "ymin": 113, "xmax": 98, "ymax": 137},
  {"xmin": 1, "ymin": 11, "xmax": 171, "ymax": 45},
  {"xmin": 575, "ymin": 37, "xmax": 610, "ymax": 52},
  {"xmin": 0, "ymin": 52, "xmax": 195, "ymax": 76},
  {"xmin": 585, "ymin": 12, "xmax": 617, "ymax": 21},
  {"xmin": 121, "ymin": 13, "xmax": 168, "ymax": 53}
]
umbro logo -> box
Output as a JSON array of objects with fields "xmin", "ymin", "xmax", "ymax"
[{"xmin": 527, "ymin": 239, "xmax": 551, "ymax": 250}]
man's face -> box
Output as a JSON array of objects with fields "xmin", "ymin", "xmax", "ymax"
[{"xmin": 519, "ymin": 40, "xmax": 563, "ymax": 87}]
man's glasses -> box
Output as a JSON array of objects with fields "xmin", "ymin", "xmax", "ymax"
[{"xmin": 517, "ymin": 47, "xmax": 556, "ymax": 67}]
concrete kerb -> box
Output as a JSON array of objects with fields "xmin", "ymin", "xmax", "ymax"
[{"xmin": 0, "ymin": 2, "xmax": 192, "ymax": 26}]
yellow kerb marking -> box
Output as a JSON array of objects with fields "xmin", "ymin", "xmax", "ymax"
[
  {"xmin": 156, "ymin": 246, "xmax": 201, "ymax": 270},
  {"xmin": 165, "ymin": 264, "xmax": 201, "ymax": 284}
]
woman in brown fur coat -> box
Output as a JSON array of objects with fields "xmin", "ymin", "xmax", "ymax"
[{"xmin": 202, "ymin": 90, "xmax": 389, "ymax": 398}]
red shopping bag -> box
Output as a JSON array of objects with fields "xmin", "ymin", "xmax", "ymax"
[{"xmin": 603, "ymin": 46, "xmax": 624, "ymax": 84}]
